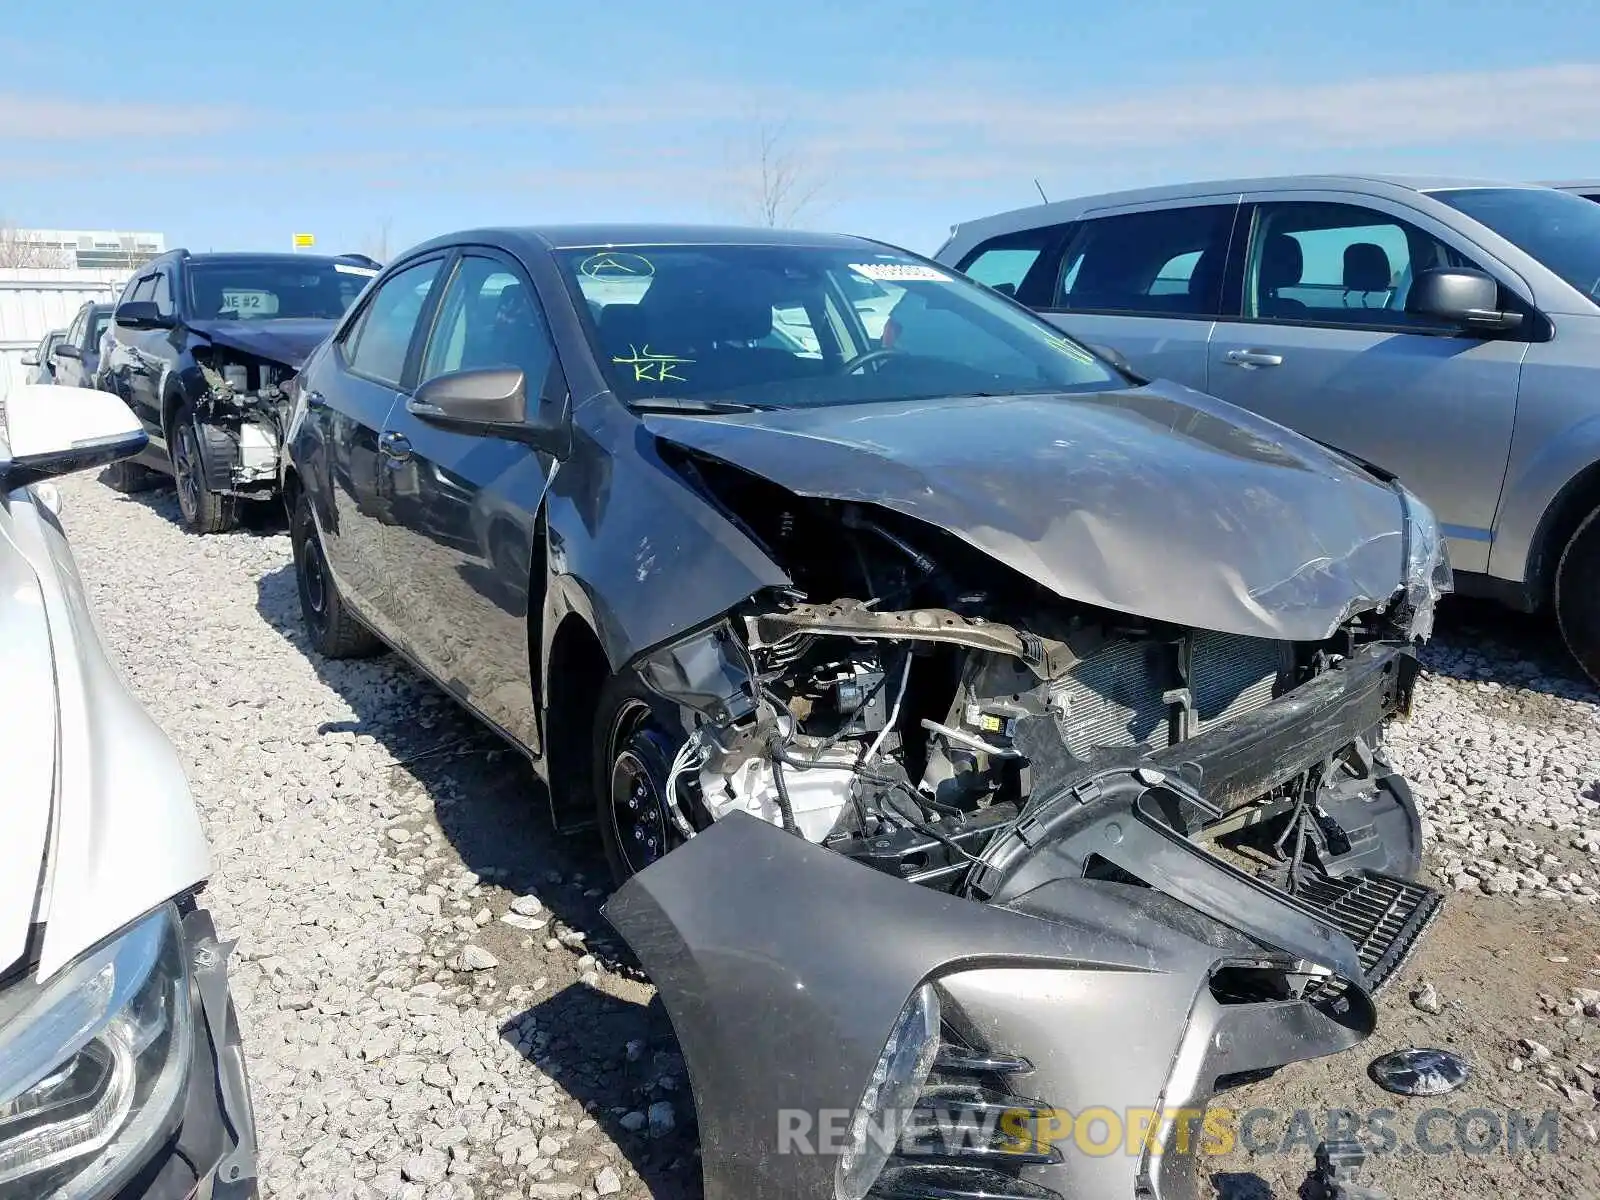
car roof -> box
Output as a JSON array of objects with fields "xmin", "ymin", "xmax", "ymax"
[
  {"xmin": 1539, "ymin": 179, "xmax": 1600, "ymax": 192},
  {"xmin": 406, "ymin": 224, "xmax": 891, "ymax": 257},
  {"xmin": 946, "ymin": 173, "xmax": 1552, "ymax": 244},
  {"xmin": 178, "ymin": 251, "xmax": 362, "ymax": 265}
]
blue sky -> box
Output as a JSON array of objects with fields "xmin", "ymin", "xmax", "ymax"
[{"xmin": 3, "ymin": 0, "xmax": 1600, "ymax": 258}]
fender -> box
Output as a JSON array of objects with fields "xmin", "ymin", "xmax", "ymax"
[
  {"xmin": 541, "ymin": 399, "xmax": 789, "ymax": 674},
  {"xmin": 1488, "ymin": 408, "xmax": 1600, "ymax": 586}
]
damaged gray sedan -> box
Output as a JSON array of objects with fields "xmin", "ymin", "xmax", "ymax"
[{"xmin": 283, "ymin": 226, "xmax": 1451, "ymax": 1200}]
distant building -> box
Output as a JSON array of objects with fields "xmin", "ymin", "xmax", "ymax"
[{"xmin": 16, "ymin": 229, "xmax": 166, "ymax": 270}]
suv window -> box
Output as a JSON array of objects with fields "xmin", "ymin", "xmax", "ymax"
[
  {"xmin": 957, "ymin": 226, "xmax": 1068, "ymax": 303},
  {"xmin": 152, "ymin": 273, "xmax": 173, "ymax": 317},
  {"xmin": 1246, "ymin": 201, "xmax": 1477, "ymax": 327},
  {"xmin": 87, "ymin": 307, "xmax": 112, "ymax": 348},
  {"xmin": 421, "ymin": 255, "xmax": 555, "ymax": 392},
  {"xmin": 343, "ymin": 259, "xmax": 443, "ymax": 387},
  {"xmin": 65, "ymin": 307, "xmax": 86, "ymax": 346},
  {"xmin": 1053, "ymin": 205, "xmax": 1234, "ymax": 317},
  {"xmin": 131, "ymin": 275, "xmax": 157, "ymax": 304}
]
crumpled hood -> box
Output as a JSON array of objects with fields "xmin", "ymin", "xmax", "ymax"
[
  {"xmin": 643, "ymin": 381, "xmax": 1411, "ymax": 642},
  {"xmin": 189, "ymin": 317, "xmax": 335, "ymax": 369}
]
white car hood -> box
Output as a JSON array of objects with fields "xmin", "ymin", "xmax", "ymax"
[{"xmin": 0, "ymin": 488, "xmax": 210, "ymax": 982}]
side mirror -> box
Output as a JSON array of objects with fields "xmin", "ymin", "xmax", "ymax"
[
  {"xmin": 407, "ymin": 367, "xmax": 570, "ymax": 456},
  {"xmin": 116, "ymin": 300, "xmax": 172, "ymax": 330},
  {"xmin": 20, "ymin": 350, "xmax": 38, "ymax": 366},
  {"xmin": 52, "ymin": 343, "xmax": 82, "ymax": 360},
  {"xmin": 1407, "ymin": 268, "xmax": 1524, "ymax": 333},
  {"xmin": 1, "ymin": 385, "xmax": 147, "ymax": 490},
  {"xmin": 1085, "ymin": 341, "xmax": 1148, "ymax": 383}
]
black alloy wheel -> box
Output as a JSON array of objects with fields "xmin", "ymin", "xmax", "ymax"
[{"xmin": 602, "ymin": 698, "xmax": 680, "ymax": 882}]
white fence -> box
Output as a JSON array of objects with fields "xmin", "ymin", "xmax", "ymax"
[{"xmin": 0, "ymin": 268, "xmax": 130, "ymax": 403}]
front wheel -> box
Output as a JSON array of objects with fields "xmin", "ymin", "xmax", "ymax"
[
  {"xmin": 1555, "ymin": 507, "xmax": 1600, "ymax": 686},
  {"xmin": 592, "ymin": 673, "xmax": 693, "ymax": 886},
  {"xmin": 291, "ymin": 491, "xmax": 383, "ymax": 659},
  {"xmin": 170, "ymin": 405, "xmax": 237, "ymax": 534},
  {"xmin": 103, "ymin": 460, "xmax": 162, "ymax": 494}
]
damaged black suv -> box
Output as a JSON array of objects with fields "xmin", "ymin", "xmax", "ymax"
[
  {"xmin": 287, "ymin": 226, "xmax": 1452, "ymax": 1200},
  {"xmin": 98, "ymin": 249, "xmax": 380, "ymax": 530}
]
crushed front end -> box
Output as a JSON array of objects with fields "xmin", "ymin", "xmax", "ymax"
[
  {"xmin": 602, "ymin": 455, "xmax": 1450, "ymax": 1200},
  {"xmin": 190, "ymin": 345, "xmax": 300, "ymax": 503}
]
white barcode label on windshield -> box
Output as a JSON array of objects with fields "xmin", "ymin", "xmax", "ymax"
[{"xmin": 848, "ymin": 263, "xmax": 951, "ymax": 282}]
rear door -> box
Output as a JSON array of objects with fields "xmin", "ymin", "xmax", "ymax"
[
  {"xmin": 964, "ymin": 198, "xmax": 1241, "ymax": 392},
  {"xmin": 373, "ymin": 249, "xmax": 563, "ymax": 749},
  {"xmin": 309, "ymin": 255, "xmax": 448, "ymax": 638},
  {"xmin": 1204, "ymin": 192, "xmax": 1529, "ymax": 572}
]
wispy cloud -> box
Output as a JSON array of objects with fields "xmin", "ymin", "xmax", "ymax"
[
  {"xmin": 0, "ymin": 94, "xmax": 241, "ymax": 139},
  {"xmin": 11, "ymin": 62, "xmax": 1600, "ymax": 217}
]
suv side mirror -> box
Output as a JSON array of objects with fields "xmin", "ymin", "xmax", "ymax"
[
  {"xmin": 116, "ymin": 300, "xmax": 173, "ymax": 330},
  {"xmin": 1407, "ymin": 268, "xmax": 1523, "ymax": 333},
  {"xmin": 20, "ymin": 350, "xmax": 38, "ymax": 366},
  {"xmin": 407, "ymin": 367, "xmax": 570, "ymax": 457},
  {"xmin": 52, "ymin": 343, "xmax": 82, "ymax": 360},
  {"xmin": 1, "ymin": 385, "xmax": 147, "ymax": 490}
]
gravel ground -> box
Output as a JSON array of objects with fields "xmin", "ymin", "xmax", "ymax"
[{"xmin": 56, "ymin": 472, "xmax": 1600, "ymax": 1199}]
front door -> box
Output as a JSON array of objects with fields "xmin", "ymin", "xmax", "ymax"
[
  {"xmin": 374, "ymin": 251, "xmax": 562, "ymax": 750},
  {"xmin": 311, "ymin": 255, "xmax": 447, "ymax": 640},
  {"xmin": 1205, "ymin": 197, "xmax": 1528, "ymax": 573}
]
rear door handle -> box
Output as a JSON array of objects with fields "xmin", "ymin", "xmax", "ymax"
[
  {"xmin": 380, "ymin": 431, "xmax": 413, "ymax": 463},
  {"xmin": 1224, "ymin": 348, "xmax": 1284, "ymax": 369}
]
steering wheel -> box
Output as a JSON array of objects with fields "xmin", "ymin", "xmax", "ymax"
[{"xmin": 841, "ymin": 347, "xmax": 904, "ymax": 375}]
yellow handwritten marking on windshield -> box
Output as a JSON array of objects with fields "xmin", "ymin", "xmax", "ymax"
[
  {"xmin": 1044, "ymin": 333, "xmax": 1096, "ymax": 365},
  {"xmin": 613, "ymin": 344, "xmax": 694, "ymax": 383},
  {"xmin": 582, "ymin": 252, "xmax": 656, "ymax": 279}
]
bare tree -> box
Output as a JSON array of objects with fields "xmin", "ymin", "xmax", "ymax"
[
  {"xmin": 0, "ymin": 223, "xmax": 70, "ymax": 268},
  {"xmin": 740, "ymin": 121, "xmax": 827, "ymax": 228},
  {"xmin": 361, "ymin": 217, "xmax": 393, "ymax": 263}
]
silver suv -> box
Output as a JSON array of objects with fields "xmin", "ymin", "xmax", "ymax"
[{"xmin": 936, "ymin": 176, "xmax": 1600, "ymax": 681}]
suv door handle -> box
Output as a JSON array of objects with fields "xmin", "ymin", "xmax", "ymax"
[
  {"xmin": 380, "ymin": 431, "xmax": 413, "ymax": 463},
  {"xmin": 1224, "ymin": 348, "xmax": 1284, "ymax": 369},
  {"xmin": 303, "ymin": 389, "xmax": 327, "ymax": 410}
]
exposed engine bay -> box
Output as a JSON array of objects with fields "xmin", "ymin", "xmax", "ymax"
[
  {"xmin": 192, "ymin": 344, "xmax": 297, "ymax": 500},
  {"xmin": 630, "ymin": 452, "xmax": 1443, "ymax": 995}
]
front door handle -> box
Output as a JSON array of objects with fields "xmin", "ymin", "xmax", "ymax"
[
  {"xmin": 380, "ymin": 431, "xmax": 413, "ymax": 463},
  {"xmin": 303, "ymin": 389, "xmax": 327, "ymax": 411},
  {"xmin": 1224, "ymin": 348, "xmax": 1285, "ymax": 369}
]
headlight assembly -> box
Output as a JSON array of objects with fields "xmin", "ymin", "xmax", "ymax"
[
  {"xmin": 835, "ymin": 981, "xmax": 941, "ymax": 1200},
  {"xmin": 0, "ymin": 904, "xmax": 192, "ymax": 1200},
  {"xmin": 1398, "ymin": 484, "xmax": 1451, "ymax": 641}
]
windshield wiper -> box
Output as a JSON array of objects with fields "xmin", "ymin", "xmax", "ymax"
[{"xmin": 626, "ymin": 397, "xmax": 765, "ymax": 414}]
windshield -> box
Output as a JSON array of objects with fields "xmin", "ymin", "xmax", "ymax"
[
  {"xmin": 554, "ymin": 244, "xmax": 1120, "ymax": 408},
  {"xmin": 1433, "ymin": 187, "xmax": 1600, "ymax": 301},
  {"xmin": 185, "ymin": 259, "xmax": 377, "ymax": 321}
]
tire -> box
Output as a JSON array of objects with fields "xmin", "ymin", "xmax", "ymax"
[
  {"xmin": 170, "ymin": 404, "xmax": 238, "ymax": 534},
  {"xmin": 592, "ymin": 671, "xmax": 694, "ymax": 887},
  {"xmin": 1555, "ymin": 506, "xmax": 1600, "ymax": 686},
  {"xmin": 103, "ymin": 460, "xmax": 162, "ymax": 494},
  {"xmin": 291, "ymin": 490, "xmax": 383, "ymax": 659}
]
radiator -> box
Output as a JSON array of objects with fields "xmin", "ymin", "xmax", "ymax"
[{"xmin": 1052, "ymin": 632, "xmax": 1283, "ymax": 757}]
